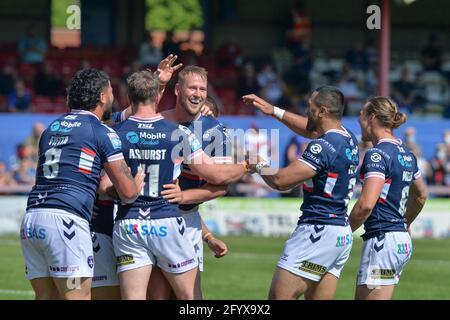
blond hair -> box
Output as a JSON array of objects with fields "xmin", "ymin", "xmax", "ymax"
[
  {"xmin": 366, "ymin": 96, "xmax": 407, "ymax": 129},
  {"xmin": 177, "ymin": 65, "xmax": 208, "ymax": 86}
]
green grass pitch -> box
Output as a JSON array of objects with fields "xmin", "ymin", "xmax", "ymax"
[{"xmin": 1, "ymin": 234, "xmax": 449, "ymax": 300}]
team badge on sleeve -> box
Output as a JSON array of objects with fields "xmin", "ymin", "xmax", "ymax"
[{"xmin": 108, "ymin": 132, "xmax": 122, "ymax": 150}]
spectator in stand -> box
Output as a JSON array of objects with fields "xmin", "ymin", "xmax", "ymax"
[
  {"xmin": 257, "ymin": 63, "xmax": 285, "ymax": 105},
  {"xmin": 409, "ymin": 144, "xmax": 431, "ymax": 185},
  {"xmin": 139, "ymin": 31, "xmax": 163, "ymax": 69},
  {"xmin": 216, "ymin": 38, "xmax": 243, "ymax": 69},
  {"xmin": 403, "ymin": 127, "xmax": 417, "ymax": 150},
  {"xmin": 162, "ymin": 31, "xmax": 181, "ymax": 59},
  {"xmin": 345, "ymin": 42, "xmax": 369, "ymax": 72},
  {"xmin": 17, "ymin": 24, "xmax": 47, "ymax": 64},
  {"xmin": 336, "ymin": 63, "xmax": 364, "ymax": 107},
  {"xmin": 236, "ymin": 63, "xmax": 260, "ymax": 103},
  {"xmin": 34, "ymin": 62, "xmax": 63, "ymax": 98},
  {"xmin": 22, "ymin": 122, "xmax": 45, "ymax": 162},
  {"xmin": 8, "ymin": 79, "xmax": 32, "ymax": 112},
  {"xmin": 0, "ymin": 63, "xmax": 16, "ymax": 96},
  {"xmin": 443, "ymin": 130, "xmax": 450, "ymax": 156},
  {"xmin": 0, "ymin": 161, "xmax": 15, "ymax": 187},
  {"xmin": 12, "ymin": 159, "xmax": 35, "ymax": 185},
  {"xmin": 429, "ymin": 143, "xmax": 449, "ymax": 185},
  {"xmin": 421, "ymin": 33, "xmax": 443, "ymax": 72},
  {"xmin": 392, "ymin": 67, "xmax": 416, "ymax": 113}
]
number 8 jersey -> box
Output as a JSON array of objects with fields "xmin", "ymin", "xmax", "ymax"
[
  {"xmin": 27, "ymin": 110, "xmax": 125, "ymax": 221},
  {"xmin": 359, "ymin": 138, "xmax": 421, "ymax": 240}
]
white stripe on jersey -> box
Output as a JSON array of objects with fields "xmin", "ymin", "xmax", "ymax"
[
  {"xmin": 299, "ymin": 158, "xmax": 318, "ymax": 171},
  {"xmin": 364, "ymin": 172, "xmax": 386, "ymax": 180},
  {"xmin": 107, "ymin": 153, "xmax": 124, "ymax": 162}
]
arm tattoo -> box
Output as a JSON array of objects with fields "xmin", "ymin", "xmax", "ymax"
[{"xmin": 120, "ymin": 161, "xmax": 134, "ymax": 180}]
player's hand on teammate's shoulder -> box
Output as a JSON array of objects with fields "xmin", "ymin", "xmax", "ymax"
[
  {"xmin": 242, "ymin": 94, "xmax": 275, "ymax": 116},
  {"xmin": 154, "ymin": 54, "xmax": 183, "ymax": 85}
]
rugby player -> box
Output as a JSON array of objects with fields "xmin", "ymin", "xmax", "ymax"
[
  {"xmin": 149, "ymin": 86, "xmax": 231, "ymax": 299},
  {"xmin": 243, "ymin": 86, "xmax": 359, "ymax": 300},
  {"xmin": 110, "ymin": 70, "xmax": 249, "ymax": 300},
  {"xmin": 349, "ymin": 97, "xmax": 427, "ymax": 300},
  {"xmin": 20, "ymin": 69, "xmax": 144, "ymax": 300},
  {"xmin": 89, "ymin": 55, "xmax": 184, "ymax": 300}
]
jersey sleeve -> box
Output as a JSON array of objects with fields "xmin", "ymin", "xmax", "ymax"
[
  {"xmin": 178, "ymin": 125, "xmax": 204, "ymax": 163},
  {"xmin": 412, "ymin": 153, "xmax": 422, "ymax": 180},
  {"xmin": 360, "ymin": 148, "xmax": 388, "ymax": 181},
  {"xmin": 299, "ymin": 139, "xmax": 329, "ymax": 171},
  {"xmin": 98, "ymin": 125, "xmax": 124, "ymax": 163}
]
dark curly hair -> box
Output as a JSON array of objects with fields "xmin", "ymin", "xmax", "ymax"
[{"xmin": 67, "ymin": 69, "xmax": 110, "ymax": 111}]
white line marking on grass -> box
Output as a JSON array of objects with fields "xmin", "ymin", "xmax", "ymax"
[{"xmin": 0, "ymin": 289, "xmax": 34, "ymax": 296}]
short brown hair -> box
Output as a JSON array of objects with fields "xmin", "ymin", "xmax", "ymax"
[
  {"xmin": 126, "ymin": 70, "xmax": 159, "ymax": 105},
  {"xmin": 365, "ymin": 96, "xmax": 407, "ymax": 129},
  {"xmin": 177, "ymin": 65, "xmax": 208, "ymax": 86}
]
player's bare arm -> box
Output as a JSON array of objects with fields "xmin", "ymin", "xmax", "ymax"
[
  {"xmin": 103, "ymin": 160, "xmax": 144, "ymax": 203},
  {"xmin": 162, "ymin": 182, "xmax": 227, "ymax": 204},
  {"xmin": 254, "ymin": 159, "xmax": 316, "ymax": 191},
  {"xmin": 242, "ymin": 94, "xmax": 318, "ymax": 139},
  {"xmin": 404, "ymin": 178, "xmax": 427, "ymax": 227},
  {"xmin": 349, "ymin": 177, "xmax": 385, "ymax": 232},
  {"xmin": 188, "ymin": 153, "xmax": 249, "ymax": 185}
]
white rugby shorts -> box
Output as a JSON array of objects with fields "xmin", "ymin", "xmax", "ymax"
[
  {"xmin": 113, "ymin": 217, "xmax": 198, "ymax": 274},
  {"xmin": 357, "ymin": 231, "xmax": 412, "ymax": 286},
  {"xmin": 20, "ymin": 208, "xmax": 94, "ymax": 280},
  {"xmin": 277, "ymin": 223, "xmax": 353, "ymax": 282}
]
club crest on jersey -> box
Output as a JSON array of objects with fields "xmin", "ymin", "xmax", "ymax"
[
  {"xmin": 108, "ymin": 132, "xmax": 122, "ymax": 149},
  {"xmin": 310, "ymin": 144, "xmax": 322, "ymax": 154},
  {"xmin": 370, "ymin": 153, "xmax": 382, "ymax": 162}
]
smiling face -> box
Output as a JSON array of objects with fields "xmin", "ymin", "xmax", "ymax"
[{"xmin": 175, "ymin": 72, "xmax": 207, "ymax": 116}]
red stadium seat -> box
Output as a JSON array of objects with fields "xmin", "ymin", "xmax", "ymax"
[
  {"xmin": 52, "ymin": 96, "xmax": 68, "ymax": 114},
  {"xmin": 215, "ymin": 87, "xmax": 237, "ymax": 114},
  {"xmin": 33, "ymin": 96, "xmax": 53, "ymax": 113}
]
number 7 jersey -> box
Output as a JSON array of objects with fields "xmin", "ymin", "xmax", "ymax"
[{"xmin": 27, "ymin": 110, "xmax": 125, "ymax": 221}]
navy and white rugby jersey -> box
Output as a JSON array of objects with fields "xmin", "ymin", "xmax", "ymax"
[
  {"xmin": 359, "ymin": 138, "xmax": 421, "ymax": 240},
  {"xmin": 298, "ymin": 128, "xmax": 359, "ymax": 226},
  {"xmin": 178, "ymin": 115, "xmax": 232, "ymax": 211},
  {"xmin": 27, "ymin": 110, "xmax": 124, "ymax": 221},
  {"xmin": 113, "ymin": 115, "xmax": 204, "ymax": 220}
]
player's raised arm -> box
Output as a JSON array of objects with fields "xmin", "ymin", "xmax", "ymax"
[
  {"xmin": 404, "ymin": 177, "xmax": 427, "ymax": 227},
  {"xmin": 349, "ymin": 177, "xmax": 385, "ymax": 232},
  {"xmin": 103, "ymin": 160, "xmax": 144, "ymax": 204},
  {"xmin": 154, "ymin": 54, "xmax": 183, "ymax": 98},
  {"xmin": 242, "ymin": 94, "xmax": 318, "ymax": 139}
]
